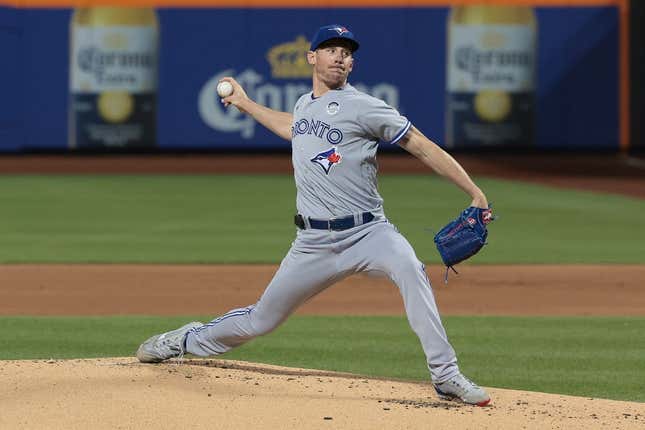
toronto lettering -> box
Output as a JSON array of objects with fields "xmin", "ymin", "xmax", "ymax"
[{"xmin": 292, "ymin": 118, "xmax": 343, "ymax": 144}]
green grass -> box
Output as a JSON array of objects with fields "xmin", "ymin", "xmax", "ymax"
[
  {"xmin": 1, "ymin": 315, "xmax": 643, "ymax": 402},
  {"xmin": 0, "ymin": 174, "xmax": 643, "ymax": 263}
]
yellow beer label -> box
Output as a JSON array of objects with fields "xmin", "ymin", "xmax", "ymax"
[
  {"xmin": 97, "ymin": 91, "xmax": 135, "ymax": 123},
  {"xmin": 474, "ymin": 90, "xmax": 512, "ymax": 122}
]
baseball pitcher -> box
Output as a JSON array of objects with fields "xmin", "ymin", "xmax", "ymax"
[{"xmin": 137, "ymin": 24, "xmax": 492, "ymax": 407}]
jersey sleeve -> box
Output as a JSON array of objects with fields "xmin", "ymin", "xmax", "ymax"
[
  {"xmin": 358, "ymin": 97, "xmax": 411, "ymax": 144},
  {"xmin": 293, "ymin": 93, "xmax": 311, "ymax": 115}
]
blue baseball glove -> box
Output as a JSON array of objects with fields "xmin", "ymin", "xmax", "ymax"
[{"xmin": 434, "ymin": 206, "xmax": 494, "ymax": 282}]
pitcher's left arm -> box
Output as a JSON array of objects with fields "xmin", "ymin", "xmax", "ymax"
[{"xmin": 398, "ymin": 126, "xmax": 488, "ymax": 209}]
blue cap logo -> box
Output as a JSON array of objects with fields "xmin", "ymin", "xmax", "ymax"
[{"xmin": 331, "ymin": 26, "xmax": 350, "ymax": 35}]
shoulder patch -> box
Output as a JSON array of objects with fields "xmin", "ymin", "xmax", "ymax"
[{"xmin": 326, "ymin": 102, "xmax": 340, "ymax": 116}]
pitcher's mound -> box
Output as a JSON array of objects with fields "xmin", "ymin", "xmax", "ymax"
[{"xmin": 1, "ymin": 358, "xmax": 642, "ymax": 429}]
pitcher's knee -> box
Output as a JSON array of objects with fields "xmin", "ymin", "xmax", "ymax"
[{"xmin": 249, "ymin": 313, "xmax": 286, "ymax": 337}]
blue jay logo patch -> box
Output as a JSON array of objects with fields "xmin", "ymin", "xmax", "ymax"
[
  {"xmin": 332, "ymin": 26, "xmax": 350, "ymax": 36},
  {"xmin": 311, "ymin": 148, "xmax": 342, "ymax": 174}
]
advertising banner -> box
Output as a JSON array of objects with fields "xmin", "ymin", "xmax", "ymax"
[{"xmin": 0, "ymin": 3, "xmax": 622, "ymax": 152}]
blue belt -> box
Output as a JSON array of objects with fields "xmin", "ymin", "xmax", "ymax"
[{"xmin": 294, "ymin": 212, "xmax": 375, "ymax": 231}]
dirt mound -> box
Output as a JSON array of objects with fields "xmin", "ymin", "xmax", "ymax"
[{"xmin": 1, "ymin": 358, "xmax": 642, "ymax": 429}]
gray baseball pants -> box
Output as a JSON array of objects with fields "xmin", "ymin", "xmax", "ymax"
[{"xmin": 185, "ymin": 218, "xmax": 460, "ymax": 383}]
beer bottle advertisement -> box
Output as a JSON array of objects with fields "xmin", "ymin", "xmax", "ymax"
[
  {"xmin": 446, "ymin": 6, "xmax": 537, "ymax": 148},
  {"xmin": 68, "ymin": 7, "xmax": 158, "ymax": 149}
]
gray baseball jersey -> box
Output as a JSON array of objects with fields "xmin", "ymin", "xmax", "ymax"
[
  {"xmin": 291, "ymin": 83, "xmax": 411, "ymax": 218},
  {"xmin": 185, "ymin": 84, "xmax": 461, "ymax": 384}
]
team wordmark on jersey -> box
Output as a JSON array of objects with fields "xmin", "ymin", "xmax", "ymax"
[
  {"xmin": 292, "ymin": 118, "xmax": 344, "ymax": 144},
  {"xmin": 310, "ymin": 148, "xmax": 342, "ymax": 174}
]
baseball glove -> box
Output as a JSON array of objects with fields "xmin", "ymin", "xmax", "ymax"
[{"xmin": 434, "ymin": 206, "xmax": 494, "ymax": 282}]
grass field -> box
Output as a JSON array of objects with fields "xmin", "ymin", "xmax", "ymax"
[
  {"xmin": 1, "ymin": 174, "xmax": 643, "ymax": 403},
  {"xmin": 0, "ymin": 174, "xmax": 643, "ymax": 263},
  {"xmin": 1, "ymin": 315, "xmax": 643, "ymax": 402}
]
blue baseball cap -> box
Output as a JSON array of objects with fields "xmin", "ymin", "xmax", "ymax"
[{"xmin": 310, "ymin": 24, "xmax": 360, "ymax": 53}]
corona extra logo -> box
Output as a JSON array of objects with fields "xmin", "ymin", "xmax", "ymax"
[
  {"xmin": 266, "ymin": 36, "xmax": 312, "ymax": 79},
  {"xmin": 199, "ymin": 69, "xmax": 400, "ymax": 139}
]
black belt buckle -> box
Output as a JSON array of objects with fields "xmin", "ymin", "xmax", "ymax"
[
  {"xmin": 294, "ymin": 214, "xmax": 306, "ymax": 229},
  {"xmin": 362, "ymin": 212, "xmax": 375, "ymax": 225}
]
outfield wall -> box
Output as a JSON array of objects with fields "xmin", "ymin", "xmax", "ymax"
[{"xmin": 0, "ymin": 1, "xmax": 625, "ymax": 152}]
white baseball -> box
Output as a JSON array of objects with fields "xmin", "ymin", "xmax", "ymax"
[{"xmin": 216, "ymin": 81, "xmax": 234, "ymax": 98}]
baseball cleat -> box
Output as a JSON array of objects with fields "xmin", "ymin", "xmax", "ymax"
[
  {"xmin": 434, "ymin": 373, "xmax": 491, "ymax": 406},
  {"xmin": 136, "ymin": 321, "xmax": 203, "ymax": 363}
]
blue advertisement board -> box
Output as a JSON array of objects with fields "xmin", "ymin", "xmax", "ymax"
[{"xmin": 0, "ymin": 6, "xmax": 619, "ymax": 152}]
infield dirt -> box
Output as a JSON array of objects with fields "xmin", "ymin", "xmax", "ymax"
[{"xmin": 1, "ymin": 264, "xmax": 645, "ymax": 316}]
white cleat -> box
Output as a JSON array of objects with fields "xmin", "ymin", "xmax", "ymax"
[
  {"xmin": 434, "ymin": 373, "xmax": 491, "ymax": 406},
  {"xmin": 136, "ymin": 321, "xmax": 203, "ymax": 363}
]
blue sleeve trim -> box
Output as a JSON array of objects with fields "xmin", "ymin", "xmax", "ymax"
[{"xmin": 387, "ymin": 120, "xmax": 411, "ymax": 145}]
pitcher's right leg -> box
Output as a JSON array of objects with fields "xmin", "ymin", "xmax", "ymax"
[{"xmin": 185, "ymin": 243, "xmax": 344, "ymax": 357}]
